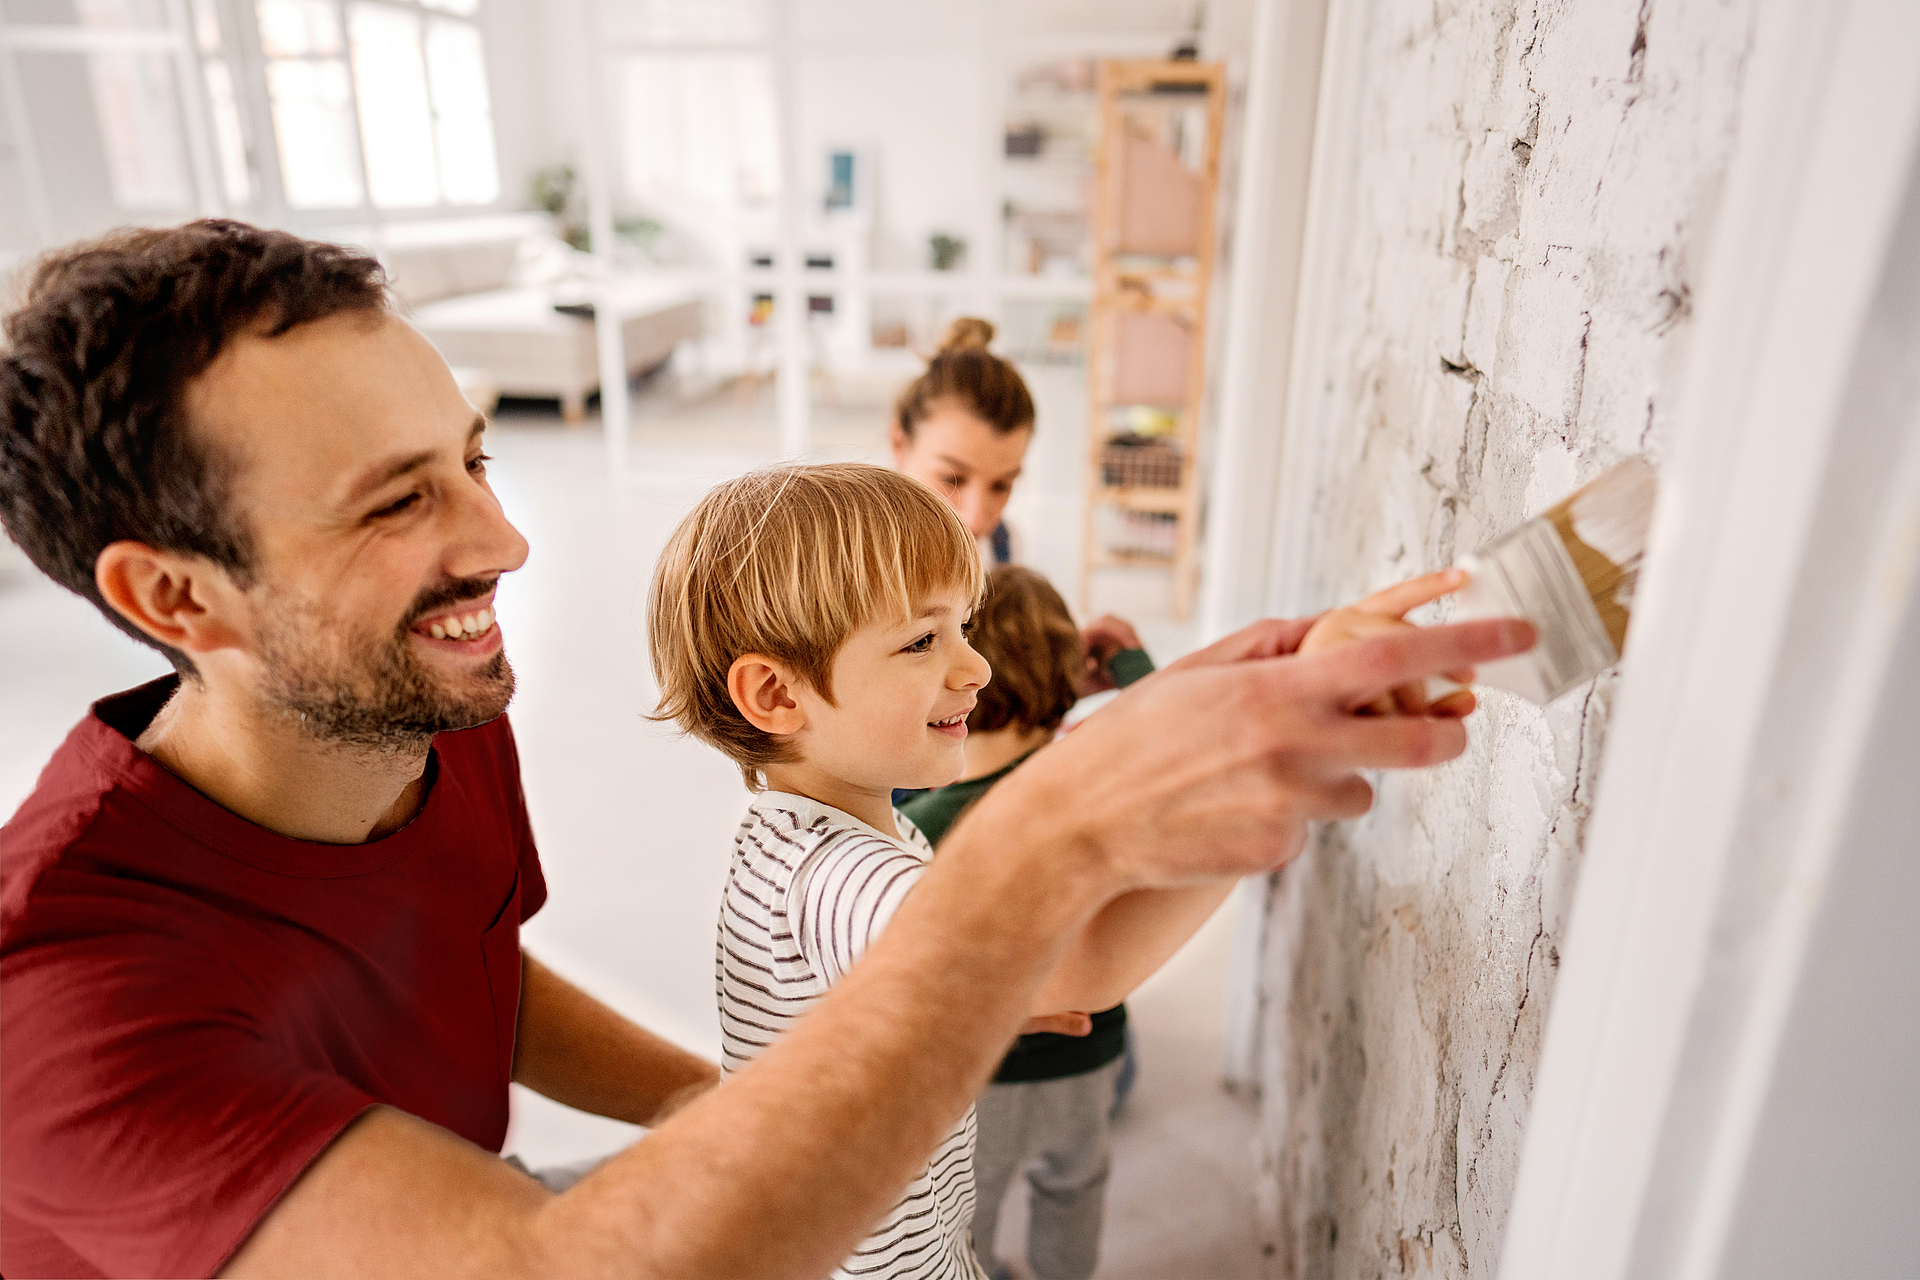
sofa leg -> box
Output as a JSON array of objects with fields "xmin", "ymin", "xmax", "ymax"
[{"xmin": 561, "ymin": 391, "xmax": 586, "ymax": 424}]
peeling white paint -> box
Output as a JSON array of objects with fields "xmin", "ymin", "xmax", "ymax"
[{"xmin": 1254, "ymin": 0, "xmax": 1758, "ymax": 1274}]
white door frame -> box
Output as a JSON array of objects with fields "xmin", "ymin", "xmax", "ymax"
[
  {"xmin": 1200, "ymin": 0, "xmax": 1337, "ymax": 1089},
  {"xmin": 1500, "ymin": 2, "xmax": 1920, "ymax": 1275}
]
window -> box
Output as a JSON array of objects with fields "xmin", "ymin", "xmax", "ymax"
[
  {"xmin": 192, "ymin": 0, "xmax": 255, "ymax": 205},
  {"xmin": 254, "ymin": 0, "xmax": 498, "ymax": 211},
  {"xmin": 75, "ymin": 0, "xmax": 194, "ymax": 210},
  {"xmin": 616, "ymin": 54, "xmax": 777, "ymax": 214}
]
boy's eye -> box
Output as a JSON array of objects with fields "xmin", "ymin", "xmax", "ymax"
[
  {"xmin": 467, "ymin": 452, "xmax": 493, "ymax": 474},
  {"xmin": 902, "ymin": 632, "xmax": 935, "ymax": 654},
  {"xmin": 960, "ymin": 619, "xmax": 976, "ymax": 638}
]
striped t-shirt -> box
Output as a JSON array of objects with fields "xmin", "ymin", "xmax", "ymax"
[{"xmin": 718, "ymin": 792, "xmax": 985, "ymax": 1280}]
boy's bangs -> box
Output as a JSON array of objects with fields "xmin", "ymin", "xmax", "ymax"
[
  {"xmin": 851, "ymin": 492, "xmax": 985, "ymax": 626},
  {"xmin": 714, "ymin": 463, "xmax": 982, "ymax": 685}
]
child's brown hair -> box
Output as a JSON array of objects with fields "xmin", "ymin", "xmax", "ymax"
[
  {"xmin": 893, "ymin": 317, "xmax": 1036, "ymax": 440},
  {"xmin": 647, "ymin": 463, "xmax": 983, "ymax": 788},
  {"xmin": 966, "ymin": 566, "xmax": 1083, "ymax": 735}
]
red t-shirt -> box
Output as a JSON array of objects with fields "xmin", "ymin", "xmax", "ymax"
[{"xmin": 0, "ymin": 678, "xmax": 547, "ymax": 1278}]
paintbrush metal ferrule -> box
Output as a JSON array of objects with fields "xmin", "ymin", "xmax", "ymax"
[{"xmin": 1446, "ymin": 457, "xmax": 1657, "ymax": 704}]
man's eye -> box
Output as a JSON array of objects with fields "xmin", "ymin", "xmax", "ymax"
[
  {"xmin": 372, "ymin": 493, "xmax": 420, "ymax": 518},
  {"xmin": 903, "ymin": 632, "xmax": 935, "ymax": 654},
  {"xmin": 940, "ymin": 474, "xmax": 964, "ymax": 490}
]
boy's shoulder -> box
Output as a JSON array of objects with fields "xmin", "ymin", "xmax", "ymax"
[{"xmin": 741, "ymin": 791, "xmax": 932, "ymax": 857}]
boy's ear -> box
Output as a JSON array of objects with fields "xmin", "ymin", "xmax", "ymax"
[
  {"xmin": 728, "ymin": 654, "xmax": 807, "ymax": 737},
  {"xmin": 95, "ymin": 541, "xmax": 249, "ymax": 657}
]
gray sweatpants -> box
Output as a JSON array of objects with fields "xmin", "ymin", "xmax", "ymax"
[{"xmin": 970, "ymin": 1058, "xmax": 1121, "ymax": 1280}]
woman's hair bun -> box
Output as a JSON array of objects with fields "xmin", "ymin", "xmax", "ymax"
[{"xmin": 936, "ymin": 316, "xmax": 995, "ymax": 355}]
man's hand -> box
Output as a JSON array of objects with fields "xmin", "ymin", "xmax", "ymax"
[
  {"xmin": 971, "ymin": 614, "xmax": 1537, "ymax": 895},
  {"xmin": 1296, "ymin": 569, "xmax": 1478, "ymax": 717},
  {"xmin": 1078, "ymin": 614, "xmax": 1145, "ymax": 692},
  {"xmin": 1161, "ymin": 614, "xmax": 1322, "ymax": 672}
]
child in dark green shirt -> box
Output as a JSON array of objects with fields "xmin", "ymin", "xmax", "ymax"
[{"xmin": 900, "ymin": 566, "xmax": 1144, "ymax": 1280}]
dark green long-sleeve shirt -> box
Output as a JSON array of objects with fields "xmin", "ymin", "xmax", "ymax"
[{"xmin": 900, "ymin": 749, "xmax": 1128, "ymax": 1083}]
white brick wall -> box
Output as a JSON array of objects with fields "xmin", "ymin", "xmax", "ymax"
[{"xmin": 1255, "ymin": 1, "xmax": 1757, "ymax": 1273}]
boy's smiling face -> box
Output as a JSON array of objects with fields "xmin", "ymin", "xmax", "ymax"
[{"xmin": 745, "ymin": 584, "xmax": 990, "ymax": 826}]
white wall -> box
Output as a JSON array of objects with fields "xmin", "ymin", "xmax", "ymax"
[
  {"xmin": 1233, "ymin": 0, "xmax": 1760, "ymax": 1273},
  {"xmin": 796, "ymin": 49, "xmax": 982, "ymax": 271}
]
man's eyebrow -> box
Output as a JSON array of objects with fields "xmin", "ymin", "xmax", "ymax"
[
  {"xmin": 341, "ymin": 417, "xmax": 487, "ymax": 505},
  {"xmin": 934, "ymin": 454, "xmax": 974, "ymax": 473},
  {"xmin": 343, "ymin": 450, "xmax": 435, "ymax": 505}
]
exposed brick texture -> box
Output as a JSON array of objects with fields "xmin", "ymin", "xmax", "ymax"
[{"xmin": 1255, "ymin": 2, "xmax": 1756, "ymax": 1274}]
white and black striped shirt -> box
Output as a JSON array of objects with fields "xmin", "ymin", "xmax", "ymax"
[{"xmin": 718, "ymin": 792, "xmax": 985, "ymax": 1280}]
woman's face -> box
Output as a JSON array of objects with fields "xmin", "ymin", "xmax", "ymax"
[{"xmin": 889, "ymin": 401, "xmax": 1033, "ymax": 540}]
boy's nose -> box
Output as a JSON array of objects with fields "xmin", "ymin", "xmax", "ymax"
[{"xmin": 953, "ymin": 643, "xmax": 991, "ymax": 690}]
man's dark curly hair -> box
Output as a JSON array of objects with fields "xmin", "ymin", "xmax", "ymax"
[{"xmin": 0, "ymin": 219, "xmax": 389, "ymax": 676}]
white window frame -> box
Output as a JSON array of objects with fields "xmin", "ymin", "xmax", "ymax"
[
  {"xmin": 0, "ymin": 3, "xmax": 226, "ymax": 248},
  {"xmin": 213, "ymin": 0, "xmax": 504, "ymax": 226}
]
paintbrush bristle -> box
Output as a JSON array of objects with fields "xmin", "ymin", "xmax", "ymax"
[{"xmin": 1542, "ymin": 457, "xmax": 1658, "ymax": 654}]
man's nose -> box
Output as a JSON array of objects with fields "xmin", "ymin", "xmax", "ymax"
[{"xmin": 450, "ymin": 479, "xmax": 529, "ymax": 578}]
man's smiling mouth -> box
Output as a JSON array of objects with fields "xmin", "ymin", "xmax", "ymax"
[
  {"xmin": 420, "ymin": 608, "xmax": 493, "ymax": 640},
  {"xmin": 410, "ymin": 599, "xmax": 497, "ymax": 643}
]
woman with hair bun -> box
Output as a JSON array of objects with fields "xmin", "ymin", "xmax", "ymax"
[{"xmin": 890, "ymin": 317, "xmax": 1150, "ymax": 694}]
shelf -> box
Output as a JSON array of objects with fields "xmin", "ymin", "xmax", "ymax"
[
  {"xmin": 1007, "ymin": 87, "xmax": 1099, "ymax": 108},
  {"xmin": 1090, "ymin": 485, "xmax": 1189, "ymax": 514},
  {"xmin": 1089, "ymin": 547, "xmax": 1178, "ymax": 567},
  {"xmin": 1103, "ymin": 261, "xmax": 1200, "ymax": 280},
  {"xmin": 1094, "ymin": 292, "xmax": 1201, "ymax": 318},
  {"xmin": 1081, "ymin": 57, "xmax": 1224, "ymax": 622},
  {"xmin": 1003, "ymin": 151, "xmax": 1093, "ymax": 168}
]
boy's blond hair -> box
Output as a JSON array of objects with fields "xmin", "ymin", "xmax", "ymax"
[{"xmin": 648, "ymin": 463, "xmax": 984, "ymax": 788}]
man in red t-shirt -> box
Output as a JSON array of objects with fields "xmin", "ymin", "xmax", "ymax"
[{"xmin": 0, "ymin": 222, "xmax": 1529, "ymax": 1278}]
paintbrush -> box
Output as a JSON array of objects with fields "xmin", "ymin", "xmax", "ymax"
[{"xmin": 1444, "ymin": 457, "xmax": 1658, "ymax": 703}]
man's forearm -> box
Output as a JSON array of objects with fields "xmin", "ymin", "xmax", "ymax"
[
  {"xmin": 1033, "ymin": 880, "xmax": 1238, "ymax": 1015},
  {"xmin": 531, "ymin": 785, "xmax": 1113, "ymax": 1278},
  {"xmin": 221, "ymin": 617, "xmax": 1535, "ymax": 1280},
  {"xmin": 512, "ymin": 953, "xmax": 717, "ymax": 1128}
]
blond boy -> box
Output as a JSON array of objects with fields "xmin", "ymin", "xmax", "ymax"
[{"xmin": 648, "ymin": 464, "xmax": 1241, "ymax": 1280}]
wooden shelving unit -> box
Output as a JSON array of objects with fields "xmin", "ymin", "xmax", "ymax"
[{"xmin": 1081, "ymin": 59, "xmax": 1225, "ymax": 620}]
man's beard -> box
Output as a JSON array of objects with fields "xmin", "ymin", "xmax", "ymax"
[{"xmin": 254, "ymin": 578, "xmax": 515, "ymax": 753}]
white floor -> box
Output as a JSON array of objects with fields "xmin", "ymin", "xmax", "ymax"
[{"xmin": 0, "ymin": 368, "xmax": 1259, "ymax": 1279}]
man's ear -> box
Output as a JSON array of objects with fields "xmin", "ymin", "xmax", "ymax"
[
  {"xmin": 94, "ymin": 541, "xmax": 248, "ymax": 657},
  {"xmin": 886, "ymin": 421, "xmax": 911, "ymax": 468},
  {"xmin": 727, "ymin": 654, "xmax": 807, "ymax": 737}
]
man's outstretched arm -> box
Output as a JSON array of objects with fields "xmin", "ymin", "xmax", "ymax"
[
  {"xmin": 512, "ymin": 953, "xmax": 718, "ymax": 1129},
  {"xmin": 221, "ymin": 616, "xmax": 1532, "ymax": 1280}
]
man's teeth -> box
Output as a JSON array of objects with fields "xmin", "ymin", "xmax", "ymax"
[
  {"xmin": 931, "ymin": 713, "xmax": 966, "ymax": 727},
  {"xmin": 426, "ymin": 607, "xmax": 493, "ymax": 641}
]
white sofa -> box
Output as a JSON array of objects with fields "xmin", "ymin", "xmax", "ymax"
[{"xmin": 380, "ymin": 219, "xmax": 705, "ymax": 422}]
